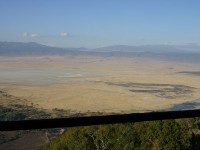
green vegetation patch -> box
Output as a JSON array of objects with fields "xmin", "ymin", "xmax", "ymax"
[
  {"xmin": 179, "ymin": 71, "xmax": 200, "ymax": 76},
  {"xmin": 105, "ymin": 82, "xmax": 195, "ymax": 99},
  {"xmin": 40, "ymin": 118, "xmax": 200, "ymax": 150},
  {"xmin": 0, "ymin": 105, "xmax": 51, "ymax": 121}
]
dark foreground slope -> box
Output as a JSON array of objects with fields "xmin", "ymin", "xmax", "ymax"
[{"xmin": 41, "ymin": 118, "xmax": 200, "ymax": 150}]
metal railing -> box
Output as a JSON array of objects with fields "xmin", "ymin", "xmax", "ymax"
[{"xmin": 0, "ymin": 109, "xmax": 200, "ymax": 131}]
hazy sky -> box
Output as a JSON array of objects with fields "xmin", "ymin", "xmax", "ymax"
[{"xmin": 0, "ymin": 0, "xmax": 200, "ymax": 48}]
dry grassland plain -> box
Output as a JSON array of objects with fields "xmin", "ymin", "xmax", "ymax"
[{"xmin": 0, "ymin": 55, "xmax": 200, "ymax": 115}]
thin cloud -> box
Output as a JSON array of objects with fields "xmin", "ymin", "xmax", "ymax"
[
  {"xmin": 30, "ymin": 33, "xmax": 39, "ymax": 37},
  {"xmin": 22, "ymin": 32, "xmax": 70, "ymax": 38},
  {"xmin": 22, "ymin": 32, "xmax": 29, "ymax": 37},
  {"xmin": 22, "ymin": 32, "xmax": 39, "ymax": 38},
  {"xmin": 60, "ymin": 32, "xmax": 69, "ymax": 37}
]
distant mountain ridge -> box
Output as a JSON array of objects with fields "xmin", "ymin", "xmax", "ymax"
[
  {"xmin": 93, "ymin": 44, "xmax": 200, "ymax": 53},
  {"xmin": 0, "ymin": 42, "xmax": 88, "ymax": 56},
  {"xmin": 0, "ymin": 42, "xmax": 200, "ymax": 63}
]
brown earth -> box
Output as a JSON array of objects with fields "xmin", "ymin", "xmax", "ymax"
[{"xmin": 0, "ymin": 56, "xmax": 200, "ymax": 113}]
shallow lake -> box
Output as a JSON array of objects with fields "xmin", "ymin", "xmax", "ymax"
[{"xmin": 167, "ymin": 99, "xmax": 200, "ymax": 111}]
